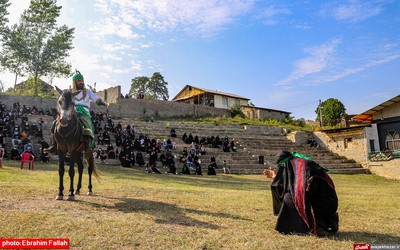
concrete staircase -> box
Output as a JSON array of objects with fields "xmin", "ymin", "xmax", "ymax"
[{"xmin": 116, "ymin": 119, "xmax": 369, "ymax": 174}]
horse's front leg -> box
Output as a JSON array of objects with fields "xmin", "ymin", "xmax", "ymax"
[
  {"xmin": 86, "ymin": 149, "xmax": 94, "ymax": 196},
  {"xmin": 75, "ymin": 153, "xmax": 84, "ymax": 195},
  {"xmin": 67, "ymin": 154, "xmax": 76, "ymax": 201},
  {"xmin": 56, "ymin": 152, "xmax": 65, "ymax": 200}
]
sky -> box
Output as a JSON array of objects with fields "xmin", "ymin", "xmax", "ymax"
[{"xmin": 1, "ymin": 0, "xmax": 400, "ymax": 120}]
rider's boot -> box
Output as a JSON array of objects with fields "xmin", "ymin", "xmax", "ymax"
[{"xmin": 45, "ymin": 133, "xmax": 58, "ymax": 155}]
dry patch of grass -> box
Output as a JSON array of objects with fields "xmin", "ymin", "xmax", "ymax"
[{"xmin": 1, "ymin": 160, "xmax": 399, "ymax": 249}]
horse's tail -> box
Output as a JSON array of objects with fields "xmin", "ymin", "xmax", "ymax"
[{"xmin": 86, "ymin": 151, "xmax": 100, "ymax": 181}]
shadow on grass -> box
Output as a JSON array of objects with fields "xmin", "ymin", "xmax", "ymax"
[
  {"xmin": 79, "ymin": 196, "xmax": 252, "ymax": 229},
  {"xmin": 3, "ymin": 160, "xmax": 272, "ymax": 191},
  {"xmin": 99, "ymin": 165, "xmax": 271, "ymax": 191},
  {"xmin": 334, "ymin": 231, "xmax": 400, "ymax": 244}
]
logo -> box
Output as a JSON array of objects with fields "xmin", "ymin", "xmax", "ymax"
[{"xmin": 354, "ymin": 244, "xmax": 370, "ymax": 250}]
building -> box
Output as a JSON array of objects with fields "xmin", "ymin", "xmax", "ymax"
[
  {"xmin": 352, "ymin": 94, "xmax": 400, "ymax": 152},
  {"xmin": 172, "ymin": 85, "xmax": 290, "ymax": 120},
  {"xmin": 172, "ymin": 85, "xmax": 250, "ymax": 109},
  {"xmin": 306, "ymin": 95, "xmax": 400, "ymax": 180},
  {"xmin": 241, "ymin": 105, "xmax": 290, "ymax": 120}
]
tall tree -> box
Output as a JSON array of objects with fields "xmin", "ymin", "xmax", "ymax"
[
  {"xmin": 129, "ymin": 76, "xmax": 149, "ymax": 99},
  {"xmin": 0, "ymin": 24, "xmax": 27, "ymax": 88},
  {"xmin": 129, "ymin": 73, "xmax": 170, "ymax": 100},
  {"xmin": 149, "ymin": 72, "xmax": 169, "ymax": 100},
  {"xmin": 0, "ymin": 0, "xmax": 11, "ymax": 75},
  {"xmin": 0, "ymin": 0, "xmax": 74, "ymax": 96},
  {"xmin": 0, "ymin": 0, "xmax": 10, "ymax": 33},
  {"xmin": 315, "ymin": 98, "xmax": 346, "ymax": 126}
]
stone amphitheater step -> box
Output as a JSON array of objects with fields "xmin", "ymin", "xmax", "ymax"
[
  {"xmin": 3, "ymin": 114, "xmax": 54, "ymax": 155},
  {"xmin": 114, "ymin": 119, "xmax": 369, "ymax": 175},
  {"xmin": 3, "ymin": 116, "xmax": 368, "ymax": 175}
]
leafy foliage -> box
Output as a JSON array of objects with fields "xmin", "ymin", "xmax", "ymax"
[
  {"xmin": 149, "ymin": 72, "xmax": 169, "ymax": 100},
  {"xmin": 130, "ymin": 76, "xmax": 149, "ymax": 99},
  {"xmin": 315, "ymin": 98, "xmax": 346, "ymax": 126},
  {"xmin": 129, "ymin": 72, "xmax": 169, "ymax": 100},
  {"xmin": 0, "ymin": 0, "xmax": 10, "ymax": 34},
  {"xmin": 0, "ymin": 0, "xmax": 74, "ymax": 96},
  {"xmin": 4, "ymin": 77, "xmax": 54, "ymax": 98},
  {"xmin": 229, "ymin": 103, "xmax": 244, "ymax": 118}
]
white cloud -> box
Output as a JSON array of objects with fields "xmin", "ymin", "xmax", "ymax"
[
  {"xmin": 129, "ymin": 60, "xmax": 143, "ymax": 72},
  {"xmin": 95, "ymin": 0, "xmax": 255, "ymax": 38},
  {"xmin": 321, "ymin": 0, "xmax": 385, "ymax": 22},
  {"xmin": 317, "ymin": 53, "xmax": 400, "ymax": 83},
  {"xmin": 90, "ymin": 17, "xmax": 141, "ymax": 40},
  {"xmin": 102, "ymin": 42, "xmax": 132, "ymax": 53},
  {"xmin": 257, "ymin": 5, "xmax": 290, "ymax": 25},
  {"xmin": 139, "ymin": 43, "xmax": 151, "ymax": 49},
  {"xmin": 278, "ymin": 38, "xmax": 341, "ymax": 87}
]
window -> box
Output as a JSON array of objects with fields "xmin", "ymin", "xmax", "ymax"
[
  {"xmin": 222, "ymin": 96, "xmax": 228, "ymax": 108},
  {"xmin": 344, "ymin": 137, "xmax": 352, "ymax": 149},
  {"xmin": 369, "ymin": 139, "xmax": 375, "ymax": 152},
  {"xmin": 386, "ymin": 131, "xmax": 400, "ymax": 150}
]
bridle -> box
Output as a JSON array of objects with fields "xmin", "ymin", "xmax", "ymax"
[{"xmin": 56, "ymin": 91, "xmax": 79, "ymax": 138}]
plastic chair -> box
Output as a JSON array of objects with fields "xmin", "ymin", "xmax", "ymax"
[
  {"xmin": 0, "ymin": 148, "xmax": 4, "ymax": 168},
  {"xmin": 20, "ymin": 152, "xmax": 35, "ymax": 170}
]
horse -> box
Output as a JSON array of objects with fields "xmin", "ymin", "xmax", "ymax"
[{"xmin": 54, "ymin": 87, "xmax": 99, "ymax": 201}]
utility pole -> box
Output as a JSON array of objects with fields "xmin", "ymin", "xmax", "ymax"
[{"xmin": 318, "ymin": 99, "xmax": 323, "ymax": 128}]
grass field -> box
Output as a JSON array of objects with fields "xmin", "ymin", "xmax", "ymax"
[{"xmin": 1, "ymin": 160, "xmax": 399, "ymax": 250}]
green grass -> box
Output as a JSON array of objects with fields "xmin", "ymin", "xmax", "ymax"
[
  {"xmin": 154, "ymin": 115, "xmax": 313, "ymax": 132},
  {"xmin": 1, "ymin": 160, "xmax": 399, "ymax": 250}
]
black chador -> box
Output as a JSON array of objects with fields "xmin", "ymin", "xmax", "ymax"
[{"xmin": 271, "ymin": 151, "xmax": 339, "ymax": 236}]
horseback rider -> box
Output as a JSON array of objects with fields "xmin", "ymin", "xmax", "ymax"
[{"xmin": 46, "ymin": 70, "xmax": 109, "ymax": 154}]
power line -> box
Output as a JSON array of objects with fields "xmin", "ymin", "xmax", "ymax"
[{"xmin": 282, "ymin": 100, "xmax": 317, "ymax": 110}]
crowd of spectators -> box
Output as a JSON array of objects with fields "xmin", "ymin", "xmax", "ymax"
[
  {"xmin": 0, "ymin": 102, "xmax": 55, "ymax": 162},
  {"xmin": 0, "ymin": 101, "xmax": 235, "ymax": 175}
]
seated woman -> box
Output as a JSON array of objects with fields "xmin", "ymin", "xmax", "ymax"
[
  {"xmin": 136, "ymin": 151, "xmax": 146, "ymax": 166},
  {"xmin": 207, "ymin": 164, "xmax": 216, "ymax": 175},
  {"xmin": 180, "ymin": 160, "xmax": 191, "ymax": 175},
  {"xmin": 271, "ymin": 151, "xmax": 339, "ymax": 237},
  {"xmin": 170, "ymin": 128, "xmax": 176, "ymax": 138}
]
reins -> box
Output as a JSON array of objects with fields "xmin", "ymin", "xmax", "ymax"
[{"xmin": 56, "ymin": 104, "xmax": 80, "ymax": 139}]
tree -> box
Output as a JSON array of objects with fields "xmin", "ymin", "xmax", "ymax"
[
  {"xmin": 230, "ymin": 103, "xmax": 244, "ymax": 118},
  {"xmin": 130, "ymin": 76, "xmax": 149, "ymax": 99},
  {"xmin": 149, "ymin": 72, "xmax": 169, "ymax": 100},
  {"xmin": 315, "ymin": 98, "xmax": 346, "ymax": 126},
  {"xmin": 0, "ymin": 24, "xmax": 27, "ymax": 88},
  {"xmin": 0, "ymin": 0, "xmax": 11, "ymax": 74},
  {"xmin": 0, "ymin": 79, "xmax": 4, "ymax": 92},
  {"xmin": 0, "ymin": 0, "xmax": 74, "ymax": 96},
  {"xmin": 0, "ymin": 0, "xmax": 10, "ymax": 34},
  {"xmin": 129, "ymin": 72, "xmax": 170, "ymax": 100}
]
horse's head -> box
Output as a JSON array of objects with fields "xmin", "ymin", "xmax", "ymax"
[{"xmin": 56, "ymin": 87, "xmax": 79, "ymax": 127}]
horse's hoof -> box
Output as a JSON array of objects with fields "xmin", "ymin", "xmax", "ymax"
[
  {"xmin": 87, "ymin": 191, "xmax": 93, "ymax": 196},
  {"xmin": 67, "ymin": 195, "xmax": 75, "ymax": 201},
  {"xmin": 56, "ymin": 195, "xmax": 63, "ymax": 200},
  {"xmin": 74, "ymin": 190, "xmax": 80, "ymax": 195}
]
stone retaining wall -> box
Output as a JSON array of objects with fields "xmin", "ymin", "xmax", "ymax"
[
  {"xmin": 0, "ymin": 94, "xmax": 230, "ymax": 118},
  {"xmin": 366, "ymin": 159, "xmax": 400, "ymax": 180}
]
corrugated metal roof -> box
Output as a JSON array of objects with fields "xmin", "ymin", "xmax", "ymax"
[
  {"xmin": 172, "ymin": 85, "xmax": 250, "ymax": 101},
  {"xmin": 194, "ymin": 86, "xmax": 250, "ymax": 100},
  {"xmin": 352, "ymin": 95, "xmax": 400, "ymax": 122},
  {"xmin": 241, "ymin": 105, "xmax": 291, "ymax": 114}
]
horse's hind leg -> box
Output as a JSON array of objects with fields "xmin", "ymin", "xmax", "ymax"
[
  {"xmin": 67, "ymin": 155, "xmax": 76, "ymax": 201},
  {"xmin": 75, "ymin": 155, "xmax": 84, "ymax": 195},
  {"xmin": 56, "ymin": 153, "xmax": 65, "ymax": 200}
]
